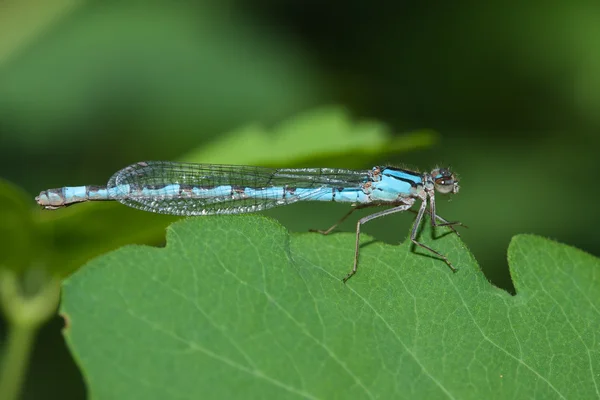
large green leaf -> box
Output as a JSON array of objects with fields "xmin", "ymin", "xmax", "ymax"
[{"xmin": 61, "ymin": 216, "xmax": 599, "ymax": 399}]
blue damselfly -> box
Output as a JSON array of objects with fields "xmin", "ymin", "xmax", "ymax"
[{"xmin": 36, "ymin": 161, "xmax": 462, "ymax": 282}]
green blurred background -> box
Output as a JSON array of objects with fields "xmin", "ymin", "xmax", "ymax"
[{"xmin": 0, "ymin": 1, "xmax": 599, "ymax": 398}]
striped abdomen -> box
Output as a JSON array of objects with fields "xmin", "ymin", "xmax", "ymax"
[
  {"xmin": 36, "ymin": 185, "xmax": 110, "ymax": 209},
  {"xmin": 35, "ymin": 182, "xmax": 370, "ymax": 213},
  {"xmin": 35, "ymin": 161, "xmax": 376, "ymax": 215}
]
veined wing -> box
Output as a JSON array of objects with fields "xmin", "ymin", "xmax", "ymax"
[{"xmin": 107, "ymin": 161, "xmax": 370, "ymax": 216}]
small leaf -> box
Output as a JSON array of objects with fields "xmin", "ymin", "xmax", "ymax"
[
  {"xmin": 62, "ymin": 216, "xmax": 599, "ymax": 399},
  {"xmin": 181, "ymin": 106, "xmax": 437, "ymax": 167},
  {"xmin": 38, "ymin": 202, "xmax": 177, "ymax": 276}
]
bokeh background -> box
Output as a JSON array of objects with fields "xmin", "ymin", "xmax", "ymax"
[{"xmin": 0, "ymin": 1, "xmax": 599, "ymax": 399}]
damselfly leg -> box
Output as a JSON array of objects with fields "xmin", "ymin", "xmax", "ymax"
[
  {"xmin": 411, "ymin": 199, "xmax": 457, "ymax": 273},
  {"xmin": 343, "ymin": 202, "xmax": 414, "ymax": 283},
  {"xmin": 311, "ymin": 198, "xmax": 461, "ymax": 282},
  {"xmin": 428, "ymin": 194, "xmax": 465, "ymax": 230},
  {"xmin": 309, "ymin": 203, "xmax": 382, "ymax": 235},
  {"xmin": 311, "ymin": 204, "xmax": 461, "ymax": 236}
]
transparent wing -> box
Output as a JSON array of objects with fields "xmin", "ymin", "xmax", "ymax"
[{"xmin": 107, "ymin": 161, "xmax": 370, "ymax": 216}]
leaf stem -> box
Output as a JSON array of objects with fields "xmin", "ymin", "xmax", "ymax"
[
  {"xmin": 0, "ymin": 269, "xmax": 60, "ymax": 400},
  {"xmin": 0, "ymin": 319, "xmax": 38, "ymax": 400}
]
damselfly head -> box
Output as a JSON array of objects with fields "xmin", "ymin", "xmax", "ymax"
[{"xmin": 431, "ymin": 168, "xmax": 459, "ymax": 195}]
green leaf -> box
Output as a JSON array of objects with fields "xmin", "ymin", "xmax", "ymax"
[
  {"xmin": 181, "ymin": 106, "xmax": 437, "ymax": 167},
  {"xmin": 0, "ymin": 2, "xmax": 321, "ymax": 154},
  {"xmin": 37, "ymin": 202, "xmax": 177, "ymax": 276},
  {"xmin": 61, "ymin": 216, "xmax": 600, "ymax": 399}
]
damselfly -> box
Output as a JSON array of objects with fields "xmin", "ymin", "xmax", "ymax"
[{"xmin": 36, "ymin": 161, "xmax": 462, "ymax": 282}]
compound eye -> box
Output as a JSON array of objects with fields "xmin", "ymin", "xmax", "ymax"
[
  {"xmin": 434, "ymin": 175, "xmax": 456, "ymax": 194},
  {"xmin": 435, "ymin": 176, "xmax": 453, "ymax": 186}
]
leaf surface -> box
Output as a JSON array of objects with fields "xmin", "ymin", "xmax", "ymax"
[{"xmin": 62, "ymin": 216, "xmax": 600, "ymax": 399}]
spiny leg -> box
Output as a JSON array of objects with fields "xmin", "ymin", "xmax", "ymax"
[
  {"xmin": 310, "ymin": 203, "xmax": 381, "ymax": 235},
  {"xmin": 428, "ymin": 194, "xmax": 463, "ymax": 229},
  {"xmin": 343, "ymin": 202, "xmax": 413, "ymax": 283},
  {"xmin": 411, "ymin": 199, "xmax": 457, "ymax": 272},
  {"xmin": 409, "ymin": 208, "xmax": 463, "ymax": 237}
]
